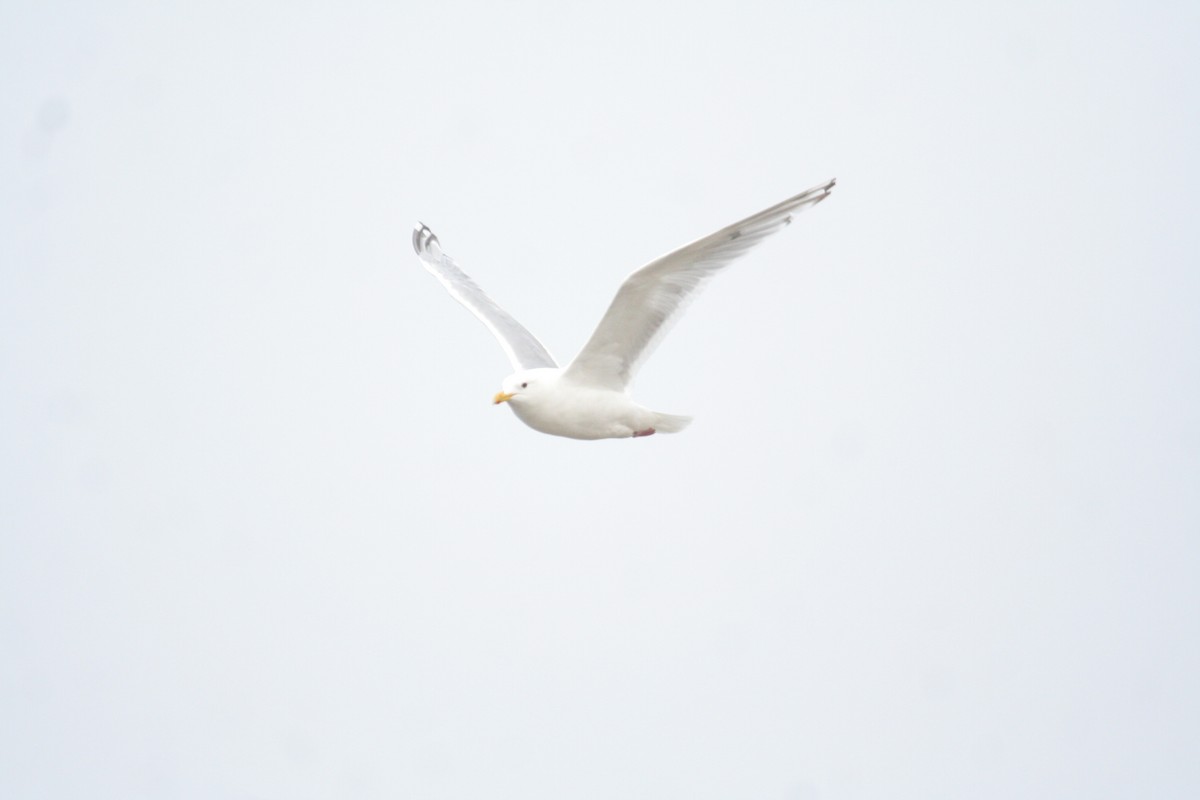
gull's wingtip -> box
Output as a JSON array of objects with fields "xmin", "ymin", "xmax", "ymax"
[
  {"xmin": 810, "ymin": 177, "xmax": 837, "ymax": 206},
  {"xmin": 412, "ymin": 222, "xmax": 439, "ymax": 256}
]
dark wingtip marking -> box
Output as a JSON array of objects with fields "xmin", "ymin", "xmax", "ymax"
[{"xmin": 412, "ymin": 222, "xmax": 439, "ymax": 255}]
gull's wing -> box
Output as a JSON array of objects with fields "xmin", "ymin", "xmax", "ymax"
[
  {"xmin": 412, "ymin": 223, "xmax": 557, "ymax": 371},
  {"xmin": 563, "ymin": 178, "xmax": 835, "ymax": 390}
]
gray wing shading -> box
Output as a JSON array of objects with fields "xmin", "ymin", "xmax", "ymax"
[
  {"xmin": 412, "ymin": 223, "xmax": 557, "ymax": 371},
  {"xmin": 562, "ymin": 178, "xmax": 835, "ymax": 390}
]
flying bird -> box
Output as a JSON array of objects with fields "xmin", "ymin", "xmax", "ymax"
[{"xmin": 412, "ymin": 178, "xmax": 835, "ymax": 440}]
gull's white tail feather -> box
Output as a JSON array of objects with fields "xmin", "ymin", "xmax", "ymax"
[{"xmin": 653, "ymin": 412, "xmax": 693, "ymax": 434}]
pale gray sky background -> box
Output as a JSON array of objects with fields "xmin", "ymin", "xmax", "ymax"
[{"xmin": 3, "ymin": 2, "xmax": 1198, "ymax": 798}]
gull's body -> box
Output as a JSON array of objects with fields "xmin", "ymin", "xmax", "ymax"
[
  {"xmin": 491, "ymin": 368, "xmax": 691, "ymax": 440},
  {"xmin": 412, "ymin": 179, "xmax": 835, "ymax": 440}
]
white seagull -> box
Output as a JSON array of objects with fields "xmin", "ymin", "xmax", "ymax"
[{"xmin": 413, "ymin": 178, "xmax": 835, "ymax": 440}]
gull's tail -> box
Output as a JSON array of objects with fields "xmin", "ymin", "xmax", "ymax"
[{"xmin": 653, "ymin": 412, "xmax": 693, "ymax": 434}]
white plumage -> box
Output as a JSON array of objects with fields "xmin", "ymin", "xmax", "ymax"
[{"xmin": 412, "ymin": 179, "xmax": 835, "ymax": 440}]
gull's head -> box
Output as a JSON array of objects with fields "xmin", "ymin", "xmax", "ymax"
[{"xmin": 493, "ymin": 368, "xmax": 557, "ymax": 406}]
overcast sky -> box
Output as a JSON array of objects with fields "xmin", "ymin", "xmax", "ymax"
[{"xmin": 3, "ymin": 2, "xmax": 1198, "ymax": 798}]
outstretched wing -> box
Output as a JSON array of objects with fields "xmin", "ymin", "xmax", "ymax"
[
  {"xmin": 563, "ymin": 178, "xmax": 835, "ymax": 390},
  {"xmin": 412, "ymin": 223, "xmax": 557, "ymax": 371}
]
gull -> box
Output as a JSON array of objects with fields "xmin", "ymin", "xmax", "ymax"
[{"xmin": 412, "ymin": 178, "xmax": 835, "ymax": 440}]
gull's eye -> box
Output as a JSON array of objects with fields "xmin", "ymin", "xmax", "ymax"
[{"xmin": 521, "ymin": 382, "xmax": 528, "ymax": 389}]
